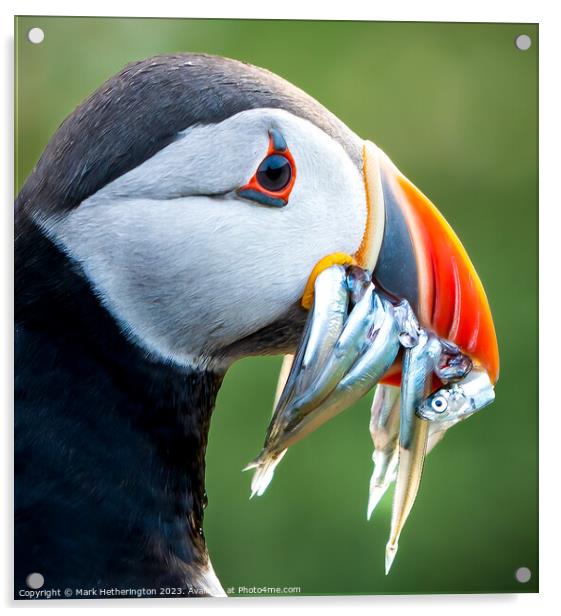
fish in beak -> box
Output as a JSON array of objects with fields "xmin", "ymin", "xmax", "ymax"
[{"xmin": 246, "ymin": 140, "xmax": 499, "ymax": 571}]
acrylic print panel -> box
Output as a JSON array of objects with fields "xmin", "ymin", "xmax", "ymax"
[{"xmin": 14, "ymin": 16, "xmax": 538, "ymax": 599}]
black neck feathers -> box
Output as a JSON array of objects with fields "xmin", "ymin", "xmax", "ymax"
[{"xmin": 15, "ymin": 216, "xmax": 224, "ymax": 594}]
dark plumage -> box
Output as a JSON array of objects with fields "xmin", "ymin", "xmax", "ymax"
[
  {"xmin": 15, "ymin": 220, "xmax": 223, "ymax": 593},
  {"xmin": 15, "ymin": 52, "xmax": 358, "ymax": 597}
]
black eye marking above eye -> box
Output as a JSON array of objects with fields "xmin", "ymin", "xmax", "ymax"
[{"xmin": 236, "ymin": 129, "xmax": 296, "ymax": 208}]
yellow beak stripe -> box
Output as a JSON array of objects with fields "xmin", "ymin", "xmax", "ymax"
[{"xmin": 300, "ymin": 252, "xmax": 356, "ymax": 310}]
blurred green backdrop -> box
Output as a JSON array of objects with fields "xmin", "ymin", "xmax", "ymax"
[{"xmin": 15, "ymin": 17, "xmax": 538, "ymax": 595}]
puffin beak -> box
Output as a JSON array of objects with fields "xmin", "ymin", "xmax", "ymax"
[
  {"xmin": 367, "ymin": 144, "xmax": 499, "ymax": 572},
  {"xmin": 372, "ymin": 144, "xmax": 499, "ymax": 386},
  {"xmin": 248, "ymin": 140, "xmax": 499, "ymax": 569}
]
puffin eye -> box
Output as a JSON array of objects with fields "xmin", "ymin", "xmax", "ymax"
[
  {"xmin": 237, "ymin": 129, "xmax": 296, "ymax": 208},
  {"xmin": 256, "ymin": 154, "xmax": 292, "ymax": 192}
]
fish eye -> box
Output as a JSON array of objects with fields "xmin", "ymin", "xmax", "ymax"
[
  {"xmin": 256, "ymin": 154, "xmax": 292, "ymax": 192},
  {"xmin": 431, "ymin": 396, "xmax": 447, "ymax": 413}
]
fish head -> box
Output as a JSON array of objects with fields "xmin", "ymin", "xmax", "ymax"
[{"xmin": 417, "ymin": 388, "xmax": 455, "ymax": 422}]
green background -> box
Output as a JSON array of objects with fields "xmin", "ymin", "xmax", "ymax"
[{"xmin": 15, "ymin": 17, "xmax": 538, "ymax": 595}]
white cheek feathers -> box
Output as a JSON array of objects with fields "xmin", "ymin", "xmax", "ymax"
[{"xmin": 42, "ymin": 108, "xmax": 367, "ymax": 369}]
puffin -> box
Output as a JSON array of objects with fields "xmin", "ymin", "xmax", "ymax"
[{"xmin": 15, "ymin": 53, "xmax": 498, "ymax": 597}]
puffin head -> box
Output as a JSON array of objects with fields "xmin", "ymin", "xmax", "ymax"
[
  {"xmin": 15, "ymin": 53, "xmax": 501, "ymax": 592},
  {"xmin": 22, "ymin": 52, "xmax": 498, "ymax": 382}
]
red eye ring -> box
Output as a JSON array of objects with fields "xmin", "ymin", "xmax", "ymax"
[{"xmin": 237, "ymin": 130, "xmax": 296, "ymax": 208}]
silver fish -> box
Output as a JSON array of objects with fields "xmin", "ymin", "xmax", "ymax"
[
  {"xmin": 245, "ymin": 260, "xmax": 497, "ymax": 572},
  {"xmin": 265, "ymin": 294, "xmax": 401, "ymax": 455},
  {"xmin": 297, "ymin": 265, "xmax": 350, "ymax": 392},
  {"xmin": 273, "ymin": 354, "xmax": 295, "ymax": 410},
  {"xmin": 386, "ymin": 331, "xmax": 442, "ymax": 574},
  {"xmin": 417, "ymin": 367, "xmax": 495, "ymax": 423},
  {"xmin": 279, "ymin": 285, "xmax": 381, "ymax": 421},
  {"xmin": 368, "ymin": 397, "xmax": 466, "ymax": 519},
  {"xmin": 435, "ymin": 339, "xmax": 472, "ymax": 381},
  {"xmin": 268, "ymin": 265, "xmax": 349, "ymax": 440},
  {"xmin": 366, "ymin": 336, "xmax": 473, "ymax": 516},
  {"xmin": 246, "ymin": 265, "xmax": 349, "ymax": 496},
  {"xmin": 246, "ymin": 449, "xmax": 287, "ymax": 498},
  {"xmin": 243, "ymin": 355, "xmax": 294, "ymax": 498},
  {"xmin": 367, "ymin": 384, "xmax": 400, "ymax": 520}
]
